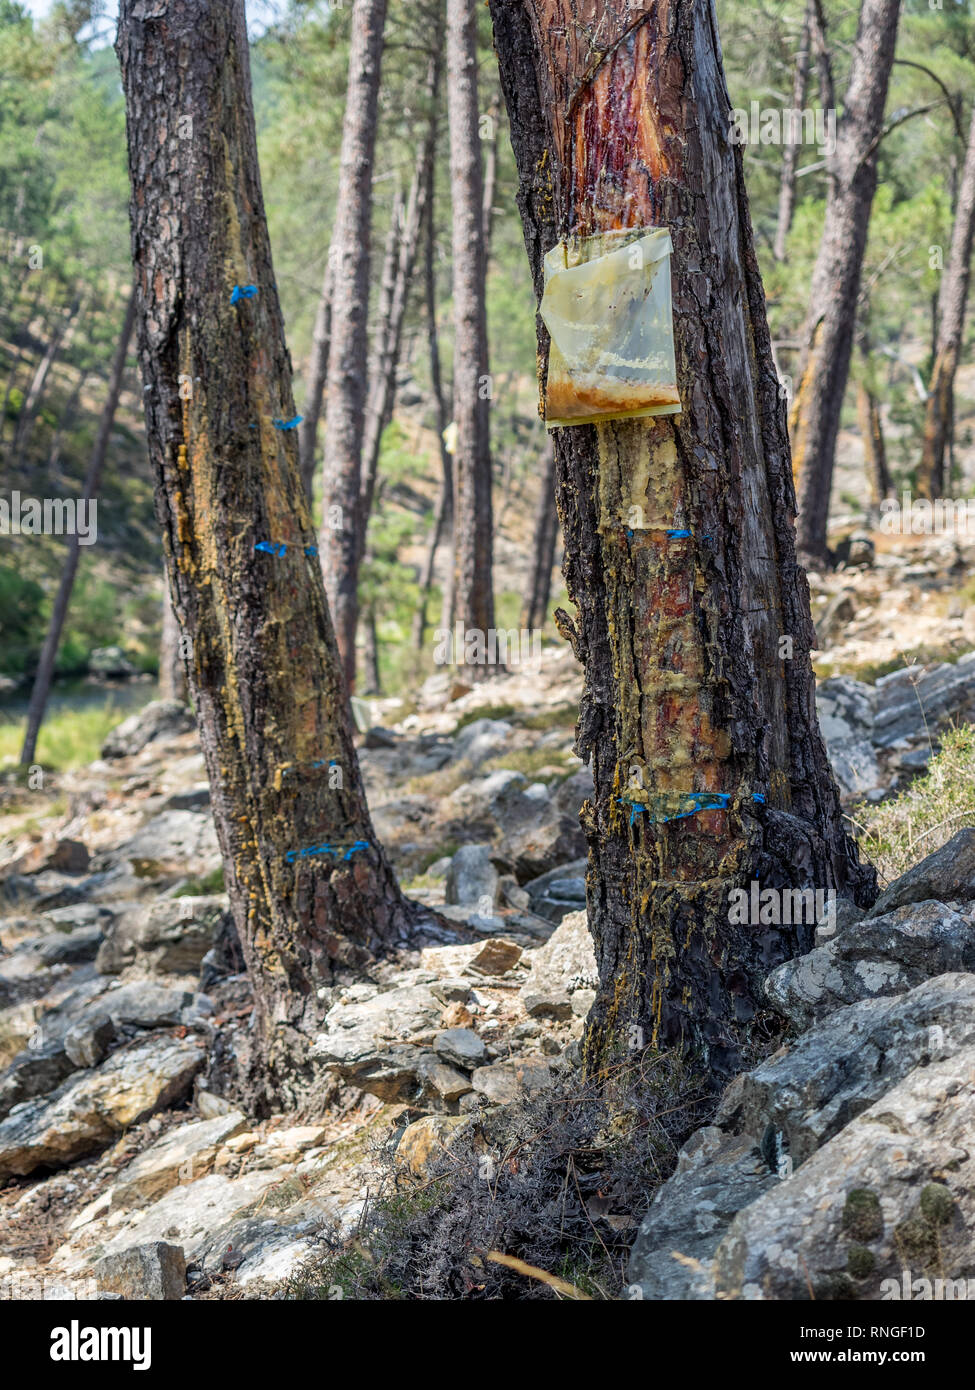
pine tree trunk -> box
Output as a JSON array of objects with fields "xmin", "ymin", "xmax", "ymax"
[
  {"xmin": 297, "ymin": 255, "xmax": 333, "ymax": 501},
  {"xmin": 791, "ymin": 0, "xmax": 901, "ymax": 567},
  {"xmin": 856, "ymin": 334, "xmax": 891, "ymax": 517},
  {"xmin": 917, "ymin": 98, "xmax": 975, "ymax": 501},
  {"xmin": 489, "ymin": 0, "xmax": 876, "ymax": 1082},
  {"xmin": 19, "ymin": 291, "xmax": 137, "ymax": 770},
  {"xmin": 117, "ymin": 0, "xmax": 423, "ymax": 1110},
  {"xmin": 360, "ymin": 50, "xmax": 441, "ymax": 554},
  {"xmin": 482, "ymin": 91, "xmax": 502, "ymax": 259},
  {"xmin": 772, "ymin": 0, "xmax": 811, "ymax": 263},
  {"xmin": 522, "ymin": 437, "xmax": 558, "ymax": 631},
  {"xmin": 447, "ymin": 0, "xmax": 495, "ymax": 677},
  {"xmin": 320, "ymin": 0, "xmax": 389, "ymax": 691}
]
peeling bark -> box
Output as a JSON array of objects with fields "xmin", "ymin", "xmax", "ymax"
[{"xmin": 489, "ymin": 0, "xmax": 876, "ymax": 1082}]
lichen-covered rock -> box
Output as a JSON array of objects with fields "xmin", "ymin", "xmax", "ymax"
[
  {"xmin": 628, "ymin": 1127, "xmax": 778, "ymax": 1299},
  {"xmin": 96, "ymin": 896, "xmax": 229, "ymax": 977},
  {"xmin": 101, "ymin": 700, "xmax": 194, "ymax": 759},
  {"xmin": 111, "ymin": 1111, "xmax": 247, "ymax": 1207},
  {"xmin": 522, "ymin": 909, "xmax": 597, "ymax": 1019},
  {"xmin": 717, "ymin": 973, "xmax": 975, "ymax": 1165},
  {"xmin": 0, "ymin": 1032, "xmax": 205, "ymax": 1178},
  {"xmin": 765, "ymin": 900, "xmax": 975, "ymax": 1027},
  {"xmin": 94, "ymin": 1241, "xmax": 186, "ymax": 1300},
  {"xmin": 713, "ymin": 1046, "xmax": 975, "ymax": 1300}
]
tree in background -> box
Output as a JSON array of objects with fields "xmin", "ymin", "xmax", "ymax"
[
  {"xmin": 917, "ymin": 97, "xmax": 975, "ymax": 500},
  {"xmin": 117, "ymin": 0, "xmax": 426, "ymax": 1109},
  {"xmin": 490, "ymin": 0, "xmax": 876, "ymax": 1081},
  {"xmin": 446, "ymin": 0, "xmax": 495, "ymax": 672},
  {"xmin": 791, "ymin": 0, "xmax": 901, "ymax": 567},
  {"xmin": 320, "ymin": 0, "xmax": 389, "ymax": 690}
]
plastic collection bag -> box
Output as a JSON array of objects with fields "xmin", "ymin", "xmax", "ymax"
[{"xmin": 539, "ymin": 226, "xmax": 681, "ymax": 429}]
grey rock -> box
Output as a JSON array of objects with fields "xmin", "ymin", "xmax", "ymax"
[
  {"xmin": 111, "ymin": 1111, "xmax": 247, "ymax": 1206},
  {"xmin": 872, "ymin": 653, "xmax": 975, "ymax": 748},
  {"xmin": 522, "ymin": 909, "xmax": 597, "ymax": 1019},
  {"xmin": 111, "ymin": 810, "xmax": 220, "ymax": 873},
  {"xmin": 88, "ymin": 646, "xmax": 138, "ymax": 678},
  {"xmin": 94, "ymin": 1242, "xmax": 186, "ymax": 1300},
  {"xmin": 101, "ymin": 700, "xmax": 194, "ymax": 759},
  {"xmin": 714, "ymin": 1046, "xmax": 975, "ymax": 1300},
  {"xmin": 469, "ymin": 1056, "xmax": 553, "ymax": 1105},
  {"xmin": 434, "ymin": 1028, "xmax": 487, "ymax": 1070},
  {"xmin": 868, "ymin": 829, "xmax": 975, "ymax": 916},
  {"xmin": 453, "ymin": 719, "xmax": 514, "ymax": 767},
  {"xmin": 0, "ymin": 1041, "xmax": 78, "ymax": 1120},
  {"xmin": 161, "ymin": 783, "xmax": 210, "ymax": 812},
  {"xmin": 415, "ymin": 1052, "xmax": 473, "ymax": 1107},
  {"xmin": 0, "ymin": 1031, "xmax": 206, "ymax": 1178},
  {"xmin": 37, "ymin": 925, "xmax": 104, "ymax": 967},
  {"xmin": 765, "ymin": 900, "xmax": 975, "ymax": 1028},
  {"xmin": 717, "ymin": 973, "xmax": 975, "ymax": 1165},
  {"xmin": 96, "ymin": 896, "xmax": 229, "ymax": 977},
  {"xmin": 628, "ymin": 1127, "xmax": 778, "ymax": 1299},
  {"xmin": 444, "ymin": 844, "xmax": 499, "ymax": 908}
]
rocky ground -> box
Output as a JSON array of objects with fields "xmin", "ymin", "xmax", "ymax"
[{"xmin": 2, "ymin": 528, "xmax": 975, "ymax": 1301}]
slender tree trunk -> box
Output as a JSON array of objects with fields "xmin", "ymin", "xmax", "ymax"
[
  {"xmin": 117, "ymin": 0, "xmax": 424, "ymax": 1110},
  {"xmin": 10, "ymin": 296, "xmax": 84, "ymax": 466},
  {"xmin": 773, "ymin": 0, "xmax": 811, "ymax": 263},
  {"xmin": 159, "ymin": 574, "xmax": 188, "ymax": 703},
  {"xmin": 856, "ymin": 336, "xmax": 891, "ymax": 517},
  {"xmin": 19, "ymin": 291, "xmax": 137, "ymax": 770},
  {"xmin": 482, "ymin": 90, "xmax": 501, "ymax": 259},
  {"xmin": 522, "ymin": 437, "xmax": 558, "ymax": 631},
  {"xmin": 320, "ymin": 0, "xmax": 389, "ymax": 691},
  {"xmin": 447, "ymin": 0, "xmax": 495, "ymax": 677},
  {"xmin": 44, "ymin": 371, "xmax": 88, "ymax": 482},
  {"xmin": 791, "ymin": 0, "xmax": 901, "ymax": 567},
  {"xmin": 422, "ymin": 179, "xmax": 457, "ymax": 640},
  {"xmin": 362, "ymin": 601, "xmax": 381, "ymax": 694},
  {"xmin": 917, "ymin": 98, "xmax": 975, "ymax": 500},
  {"xmin": 490, "ymin": 0, "xmax": 876, "ymax": 1082},
  {"xmin": 297, "ymin": 255, "xmax": 334, "ymax": 500},
  {"xmin": 360, "ymin": 50, "xmax": 442, "ymax": 557}
]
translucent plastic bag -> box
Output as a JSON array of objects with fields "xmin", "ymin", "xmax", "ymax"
[{"xmin": 539, "ymin": 226, "xmax": 681, "ymax": 428}]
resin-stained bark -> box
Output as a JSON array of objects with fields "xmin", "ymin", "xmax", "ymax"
[
  {"xmin": 117, "ymin": 0, "xmax": 419, "ymax": 1109},
  {"xmin": 490, "ymin": 0, "xmax": 876, "ymax": 1081}
]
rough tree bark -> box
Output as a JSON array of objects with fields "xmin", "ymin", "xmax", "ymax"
[
  {"xmin": 447, "ymin": 0, "xmax": 495, "ymax": 675},
  {"xmin": 791, "ymin": 0, "xmax": 901, "ymax": 567},
  {"xmin": 117, "ymin": 0, "xmax": 424, "ymax": 1110},
  {"xmin": 489, "ymin": 0, "xmax": 876, "ymax": 1081},
  {"xmin": 772, "ymin": 0, "xmax": 811, "ymax": 263},
  {"xmin": 522, "ymin": 437, "xmax": 559, "ymax": 631},
  {"xmin": 19, "ymin": 291, "xmax": 137, "ymax": 770},
  {"xmin": 856, "ymin": 336, "xmax": 891, "ymax": 517},
  {"xmin": 320, "ymin": 0, "xmax": 389, "ymax": 690},
  {"xmin": 917, "ymin": 98, "xmax": 975, "ymax": 501}
]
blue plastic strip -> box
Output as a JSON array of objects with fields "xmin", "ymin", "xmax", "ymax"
[
  {"xmin": 272, "ymin": 415, "xmax": 303, "ymax": 431},
  {"xmin": 618, "ymin": 790, "xmax": 766, "ymax": 826},
  {"xmin": 285, "ymin": 838, "xmax": 370, "ymax": 866},
  {"xmin": 230, "ymin": 284, "xmax": 258, "ymax": 304}
]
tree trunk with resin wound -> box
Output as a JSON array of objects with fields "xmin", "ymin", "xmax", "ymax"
[
  {"xmin": 791, "ymin": 0, "xmax": 901, "ymax": 567},
  {"xmin": 117, "ymin": 0, "xmax": 424, "ymax": 1112},
  {"xmin": 447, "ymin": 0, "xmax": 496, "ymax": 679},
  {"xmin": 320, "ymin": 0, "xmax": 389, "ymax": 690},
  {"xmin": 489, "ymin": 0, "xmax": 876, "ymax": 1082},
  {"xmin": 917, "ymin": 97, "xmax": 975, "ymax": 501}
]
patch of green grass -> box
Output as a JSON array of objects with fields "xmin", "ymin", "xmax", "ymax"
[
  {"xmin": 852, "ymin": 725, "xmax": 975, "ymax": 887},
  {"xmin": 0, "ymin": 701, "xmax": 125, "ymax": 771},
  {"xmin": 819, "ymin": 645, "xmax": 975, "ymax": 686},
  {"xmin": 519, "ymin": 702, "xmax": 578, "ymax": 732},
  {"xmin": 479, "ymin": 748, "xmax": 575, "ymax": 782},
  {"xmin": 177, "ymin": 865, "xmax": 225, "ymax": 896},
  {"xmin": 452, "ymin": 703, "xmax": 518, "ymax": 732}
]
